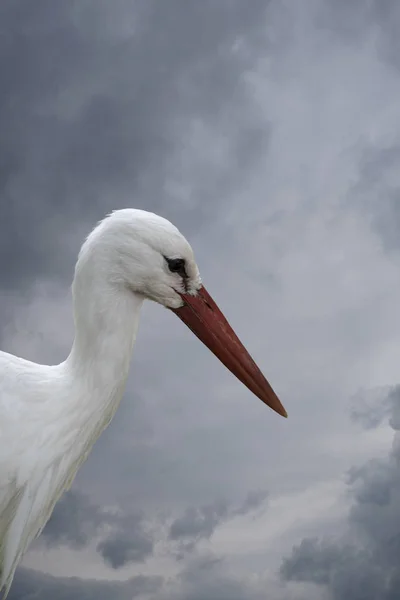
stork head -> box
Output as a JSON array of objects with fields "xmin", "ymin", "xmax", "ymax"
[{"xmin": 83, "ymin": 208, "xmax": 287, "ymax": 418}]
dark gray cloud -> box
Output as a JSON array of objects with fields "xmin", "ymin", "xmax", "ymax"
[
  {"xmin": 39, "ymin": 487, "xmax": 268, "ymax": 568},
  {"xmin": 372, "ymin": 0, "xmax": 400, "ymax": 68},
  {"xmin": 37, "ymin": 490, "xmax": 154, "ymax": 568},
  {"xmin": 350, "ymin": 386, "xmax": 392, "ymax": 430},
  {"xmin": 3, "ymin": 0, "xmax": 400, "ymax": 598},
  {"xmin": 169, "ymin": 501, "xmax": 229, "ymax": 543},
  {"xmin": 96, "ymin": 520, "xmax": 154, "ymax": 568},
  {"xmin": 233, "ymin": 489, "xmax": 269, "ymax": 516},
  {"xmin": 168, "ymin": 491, "xmax": 268, "ymax": 558},
  {"xmin": 39, "ymin": 490, "xmax": 104, "ymax": 549},
  {"xmin": 282, "ymin": 539, "xmax": 383, "ymax": 600},
  {"xmin": 36, "ymin": 486, "xmax": 269, "ymax": 581},
  {"xmin": 316, "ymin": 0, "xmax": 400, "ymax": 52},
  {"xmin": 0, "ymin": 0, "xmax": 270, "ymax": 295},
  {"xmin": 280, "ymin": 386, "xmax": 400, "ymax": 599},
  {"xmin": 9, "ymin": 568, "xmax": 162, "ymax": 600},
  {"xmin": 314, "ymin": 0, "xmax": 378, "ymax": 43}
]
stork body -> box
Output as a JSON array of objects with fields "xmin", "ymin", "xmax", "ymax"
[{"xmin": 0, "ymin": 209, "xmax": 286, "ymax": 596}]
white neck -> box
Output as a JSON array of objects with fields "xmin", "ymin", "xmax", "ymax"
[{"xmin": 65, "ymin": 252, "xmax": 144, "ymax": 398}]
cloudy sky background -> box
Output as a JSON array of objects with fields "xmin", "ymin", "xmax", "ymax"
[{"xmin": 1, "ymin": 0, "xmax": 400, "ymax": 598}]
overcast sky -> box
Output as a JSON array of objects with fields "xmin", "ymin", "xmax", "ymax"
[{"xmin": 1, "ymin": 1, "xmax": 400, "ymax": 598}]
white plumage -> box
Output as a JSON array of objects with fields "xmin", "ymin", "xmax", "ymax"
[{"xmin": 0, "ymin": 208, "xmax": 286, "ymax": 596}]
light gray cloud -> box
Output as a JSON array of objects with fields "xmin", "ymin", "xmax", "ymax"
[
  {"xmin": 155, "ymin": 554, "xmax": 323, "ymax": 600},
  {"xmin": 158, "ymin": 555, "xmax": 266, "ymax": 600},
  {"xmin": 350, "ymin": 386, "xmax": 392, "ymax": 430},
  {"xmin": 350, "ymin": 144, "xmax": 400, "ymax": 253}
]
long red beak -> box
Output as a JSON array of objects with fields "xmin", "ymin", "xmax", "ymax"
[{"xmin": 171, "ymin": 285, "xmax": 287, "ymax": 418}]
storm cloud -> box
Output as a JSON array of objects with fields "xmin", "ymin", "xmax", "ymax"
[
  {"xmin": 2, "ymin": 0, "xmax": 400, "ymax": 598},
  {"xmin": 38, "ymin": 490, "xmax": 154, "ymax": 568},
  {"xmin": 0, "ymin": 0, "xmax": 270, "ymax": 294}
]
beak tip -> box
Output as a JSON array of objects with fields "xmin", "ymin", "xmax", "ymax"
[
  {"xmin": 275, "ymin": 405, "xmax": 288, "ymax": 418},
  {"xmin": 268, "ymin": 397, "xmax": 287, "ymax": 418}
]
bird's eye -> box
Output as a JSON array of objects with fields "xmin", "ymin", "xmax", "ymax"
[{"xmin": 164, "ymin": 257, "xmax": 186, "ymax": 276}]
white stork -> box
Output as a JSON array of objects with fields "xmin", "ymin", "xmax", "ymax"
[{"xmin": 0, "ymin": 209, "xmax": 286, "ymax": 596}]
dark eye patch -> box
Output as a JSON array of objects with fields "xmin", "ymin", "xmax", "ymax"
[{"xmin": 164, "ymin": 256, "xmax": 187, "ymax": 278}]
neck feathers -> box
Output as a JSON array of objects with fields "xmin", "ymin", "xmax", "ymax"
[{"xmin": 66, "ymin": 241, "xmax": 144, "ymax": 394}]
